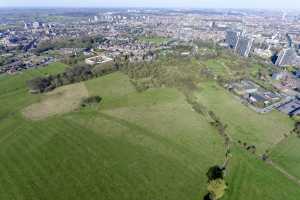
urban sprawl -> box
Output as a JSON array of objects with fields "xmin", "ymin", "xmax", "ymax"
[{"xmin": 1, "ymin": 8, "xmax": 300, "ymax": 116}]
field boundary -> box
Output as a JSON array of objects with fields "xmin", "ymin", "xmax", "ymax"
[{"xmin": 267, "ymin": 159, "xmax": 300, "ymax": 187}]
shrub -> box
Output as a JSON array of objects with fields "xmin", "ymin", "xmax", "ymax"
[
  {"xmin": 203, "ymin": 193, "xmax": 213, "ymax": 200},
  {"xmin": 293, "ymin": 122, "xmax": 300, "ymax": 137},
  {"xmin": 207, "ymin": 179, "xmax": 228, "ymax": 200},
  {"xmin": 27, "ymin": 77, "xmax": 52, "ymax": 93},
  {"xmin": 206, "ymin": 166, "xmax": 224, "ymax": 181},
  {"xmin": 80, "ymin": 96, "xmax": 102, "ymax": 107}
]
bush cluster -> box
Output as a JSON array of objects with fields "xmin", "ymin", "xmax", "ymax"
[
  {"xmin": 80, "ymin": 96, "xmax": 102, "ymax": 107},
  {"xmin": 204, "ymin": 166, "xmax": 228, "ymax": 200},
  {"xmin": 27, "ymin": 63, "xmax": 118, "ymax": 93}
]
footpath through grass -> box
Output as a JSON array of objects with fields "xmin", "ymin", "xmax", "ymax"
[
  {"xmin": 195, "ymin": 81, "xmax": 294, "ymax": 154},
  {"xmin": 270, "ymin": 136, "xmax": 300, "ymax": 180},
  {"xmin": 223, "ymin": 146, "xmax": 300, "ymax": 200},
  {"xmin": 0, "ymin": 69, "xmax": 226, "ymax": 200},
  {"xmin": 0, "ymin": 63, "xmax": 300, "ymax": 200}
]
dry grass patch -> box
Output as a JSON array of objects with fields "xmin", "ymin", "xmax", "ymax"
[{"xmin": 23, "ymin": 83, "xmax": 89, "ymax": 120}]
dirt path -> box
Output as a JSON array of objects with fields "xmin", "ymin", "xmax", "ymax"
[
  {"xmin": 186, "ymin": 91, "xmax": 300, "ymax": 188},
  {"xmin": 266, "ymin": 159, "xmax": 300, "ymax": 187}
]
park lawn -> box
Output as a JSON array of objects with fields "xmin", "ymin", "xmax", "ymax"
[
  {"xmin": 22, "ymin": 82, "xmax": 88, "ymax": 120},
  {"xmin": 195, "ymin": 81, "xmax": 294, "ymax": 154},
  {"xmin": 64, "ymin": 98, "xmax": 226, "ymax": 200},
  {"xmin": 204, "ymin": 59, "xmax": 232, "ymax": 77},
  {"xmin": 1, "ymin": 65, "xmax": 300, "ymax": 200},
  {"xmin": 35, "ymin": 62, "xmax": 69, "ymax": 75},
  {"xmin": 223, "ymin": 146, "xmax": 300, "ymax": 200},
  {"xmin": 86, "ymin": 73, "xmax": 181, "ymax": 110},
  {"xmin": 85, "ymin": 72, "xmax": 136, "ymax": 106},
  {"xmin": 270, "ymin": 135, "xmax": 300, "ymax": 179},
  {"xmin": 89, "ymin": 81, "xmax": 225, "ymax": 164},
  {"xmin": 0, "ymin": 69, "xmax": 226, "ymax": 200},
  {"xmin": 138, "ymin": 36, "xmax": 170, "ymax": 45},
  {"xmin": 249, "ymin": 63, "xmax": 263, "ymax": 77},
  {"xmin": 84, "ymin": 72, "xmax": 299, "ymax": 200},
  {"xmin": 0, "ymin": 112, "xmax": 222, "ymax": 200},
  {"xmin": 0, "ymin": 62, "xmax": 68, "ymax": 94},
  {"xmin": 202, "ymin": 56, "xmax": 266, "ymax": 80},
  {"xmin": 0, "ymin": 62, "xmax": 69, "ymax": 119}
]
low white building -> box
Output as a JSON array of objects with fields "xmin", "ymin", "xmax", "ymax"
[{"xmin": 85, "ymin": 55, "xmax": 113, "ymax": 65}]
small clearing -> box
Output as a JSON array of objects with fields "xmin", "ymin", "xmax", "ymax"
[{"xmin": 22, "ymin": 83, "xmax": 88, "ymax": 120}]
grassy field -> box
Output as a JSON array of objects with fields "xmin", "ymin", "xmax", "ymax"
[
  {"xmin": 204, "ymin": 59, "xmax": 233, "ymax": 77},
  {"xmin": 0, "ymin": 62, "xmax": 68, "ymax": 94},
  {"xmin": 195, "ymin": 81, "xmax": 294, "ymax": 154},
  {"xmin": 203, "ymin": 56, "xmax": 264, "ymax": 79},
  {"xmin": 270, "ymin": 136, "xmax": 300, "ymax": 179},
  {"xmin": 1, "ymin": 62, "xmax": 300, "ymax": 200},
  {"xmin": 138, "ymin": 36, "xmax": 170, "ymax": 45},
  {"xmin": 22, "ymin": 82, "xmax": 88, "ymax": 120},
  {"xmin": 223, "ymin": 146, "xmax": 300, "ymax": 200},
  {"xmin": 0, "ymin": 62, "xmax": 69, "ymax": 120},
  {"xmin": 0, "ymin": 69, "xmax": 227, "ymax": 199}
]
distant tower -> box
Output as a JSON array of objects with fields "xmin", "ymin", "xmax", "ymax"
[
  {"xmin": 282, "ymin": 12, "xmax": 287, "ymax": 21},
  {"xmin": 275, "ymin": 48, "xmax": 298, "ymax": 67},
  {"xmin": 225, "ymin": 31, "xmax": 240, "ymax": 49},
  {"xmin": 210, "ymin": 21, "xmax": 216, "ymax": 29},
  {"xmin": 234, "ymin": 36, "xmax": 254, "ymax": 57},
  {"xmin": 24, "ymin": 23, "xmax": 28, "ymax": 30},
  {"xmin": 94, "ymin": 16, "xmax": 98, "ymax": 22},
  {"xmin": 286, "ymin": 33, "xmax": 292, "ymax": 48},
  {"xmin": 32, "ymin": 22, "xmax": 40, "ymax": 29}
]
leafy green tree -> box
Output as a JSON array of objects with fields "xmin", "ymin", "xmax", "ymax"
[
  {"xmin": 207, "ymin": 179, "xmax": 228, "ymax": 200},
  {"xmin": 206, "ymin": 165, "xmax": 224, "ymax": 181}
]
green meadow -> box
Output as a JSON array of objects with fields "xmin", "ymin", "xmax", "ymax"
[
  {"xmin": 0, "ymin": 66, "xmax": 226, "ymax": 199},
  {"xmin": 195, "ymin": 81, "xmax": 294, "ymax": 154},
  {"xmin": 138, "ymin": 36, "xmax": 171, "ymax": 45},
  {"xmin": 0, "ymin": 62, "xmax": 299, "ymax": 200},
  {"xmin": 270, "ymin": 135, "xmax": 300, "ymax": 179},
  {"xmin": 223, "ymin": 146, "xmax": 300, "ymax": 200}
]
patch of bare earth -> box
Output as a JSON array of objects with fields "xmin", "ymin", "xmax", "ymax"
[{"xmin": 23, "ymin": 83, "xmax": 89, "ymax": 120}]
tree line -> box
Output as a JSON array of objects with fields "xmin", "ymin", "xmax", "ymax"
[
  {"xmin": 35, "ymin": 36, "xmax": 107, "ymax": 54},
  {"xmin": 80, "ymin": 96, "xmax": 102, "ymax": 107},
  {"xmin": 27, "ymin": 62, "xmax": 118, "ymax": 93}
]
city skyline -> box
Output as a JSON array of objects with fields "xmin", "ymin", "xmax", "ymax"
[{"xmin": 1, "ymin": 0, "xmax": 300, "ymax": 10}]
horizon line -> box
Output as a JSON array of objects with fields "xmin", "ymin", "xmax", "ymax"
[{"xmin": 0, "ymin": 6, "xmax": 298, "ymax": 12}]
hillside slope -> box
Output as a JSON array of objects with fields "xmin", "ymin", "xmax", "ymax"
[{"xmin": 0, "ymin": 63, "xmax": 299, "ymax": 200}]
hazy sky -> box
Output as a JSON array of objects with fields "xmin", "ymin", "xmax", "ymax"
[{"xmin": 0, "ymin": 0, "xmax": 299, "ymax": 10}]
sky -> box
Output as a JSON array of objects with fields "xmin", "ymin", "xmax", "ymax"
[{"xmin": 0, "ymin": 0, "xmax": 300, "ymax": 10}]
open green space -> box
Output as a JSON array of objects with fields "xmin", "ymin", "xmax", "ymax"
[
  {"xmin": 195, "ymin": 81, "xmax": 294, "ymax": 154},
  {"xmin": 138, "ymin": 36, "xmax": 170, "ymax": 45},
  {"xmin": 1, "ymin": 61, "xmax": 300, "ymax": 200},
  {"xmin": 270, "ymin": 136, "xmax": 300, "ymax": 179},
  {"xmin": 204, "ymin": 57, "xmax": 263, "ymax": 77},
  {"xmin": 204, "ymin": 59, "xmax": 233, "ymax": 77},
  {"xmin": 0, "ymin": 62, "xmax": 69, "ymax": 119},
  {"xmin": 223, "ymin": 146, "xmax": 300, "ymax": 200},
  {"xmin": 0, "ymin": 67, "xmax": 226, "ymax": 199}
]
